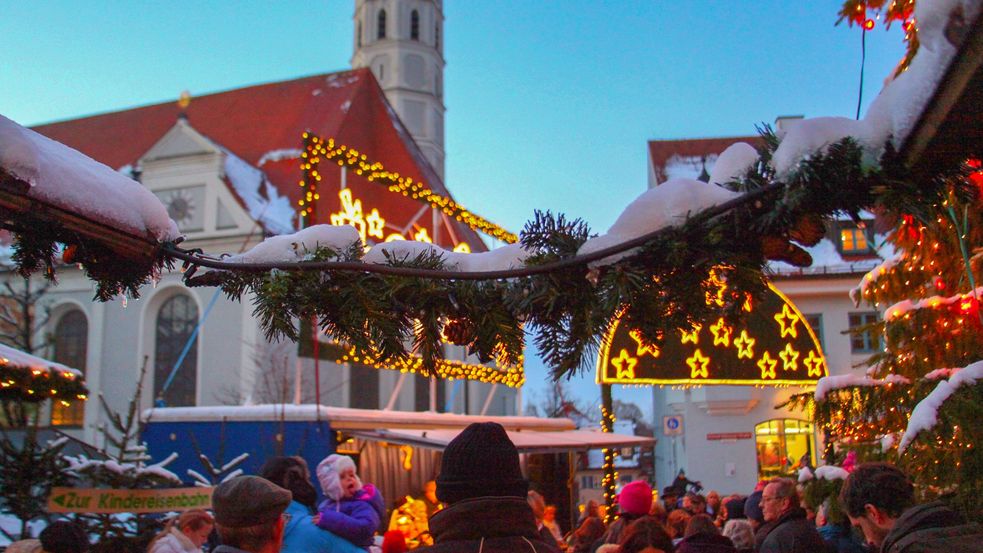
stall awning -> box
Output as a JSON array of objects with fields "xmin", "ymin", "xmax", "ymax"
[{"xmin": 350, "ymin": 428, "xmax": 655, "ymax": 455}]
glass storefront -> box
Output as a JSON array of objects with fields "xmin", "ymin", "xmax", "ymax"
[{"xmin": 755, "ymin": 419, "xmax": 816, "ymax": 478}]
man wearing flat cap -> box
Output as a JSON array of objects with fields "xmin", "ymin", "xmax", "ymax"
[
  {"xmin": 417, "ymin": 422, "xmax": 560, "ymax": 553},
  {"xmin": 212, "ymin": 475, "xmax": 292, "ymax": 553}
]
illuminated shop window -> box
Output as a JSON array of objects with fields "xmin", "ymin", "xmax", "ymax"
[
  {"xmin": 839, "ymin": 227, "xmax": 869, "ymax": 254},
  {"xmin": 754, "ymin": 419, "xmax": 816, "ymax": 479}
]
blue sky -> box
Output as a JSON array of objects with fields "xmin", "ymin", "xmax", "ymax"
[{"xmin": 1, "ymin": 1, "xmax": 905, "ymax": 418}]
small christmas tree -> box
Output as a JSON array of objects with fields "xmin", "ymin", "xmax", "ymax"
[
  {"xmin": 0, "ymin": 430, "xmax": 74, "ymax": 540},
  {"xmin": 65, "ymin": 357, "xmax": 181, "ymax": 544}
]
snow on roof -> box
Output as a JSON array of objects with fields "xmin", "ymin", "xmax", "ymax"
[
  {"xmin": 578, "ymin": 178, "xmax": 741, "ymax": 266},
  {"xmin": 884, "ymin": 286, "xmax": 983, "ymax": 321},
  {"xmin": 223, "ymin": 150, "xmax": 296, "ymax": 235},
  {"xmin": 771, "ymin": 0, "xmax": 980, "ymax": 178},
  {"xmin": 143, "ymin": 404, "xmax": 576, "ymax": 431},
  {"xmin": 0, "ymin": 114, "xmax": 179, "ymax": 241},
  {"xmin": 815, "ymin": 373, "xmax": 911, "ymax": 400},
  {"xmin": 0, "ymin": 342, "xmax": 82, "ymax": 378},
  {"xmin": 769, "ymin": 233, "xmax": 896, "ymax": 276},
  {"xmin": 899, "ymin": 359, "xmax": 983, "ymax": 453}
]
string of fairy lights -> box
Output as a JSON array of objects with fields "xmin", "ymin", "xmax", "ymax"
[
  {"xmin": 336, "ymin": 346, "xmax": 524, "ymax": 388},
  {"xmin": 300, "ymin": 132, "xmax": 518, "ymax": 244}
]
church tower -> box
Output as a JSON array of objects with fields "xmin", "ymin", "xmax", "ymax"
[{"xmin": 352, "ymin": 0, "xmax": 446, "ymax": 181}]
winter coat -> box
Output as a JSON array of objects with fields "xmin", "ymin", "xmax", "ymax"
[
  {"xmin": 817, "ymin": 522, "xmax": 867, "ymax": 553},
  {"xmin": 755, "ymin": 507, "xmax": 827, "ymax": 553},
  {"xmin": 315, "ymin": 483, "xmax": 385, "ymax": 547},
  {"xmin": 570, "ymin": 516, "xmax": 606, "ymax": 553},
  {"xmin": 148, "ymin": 528, "xmax": 200, "ymax": 553},
  {"xmin": 879, "ymin": 501, "xmax": 983, "ymax": 553},
  {"xmin": 676, "ymin": 532, "xmax": 738, "ymax": 553},
  {"xmin": 415, "ymin": 496, "xmax": 561, "ymax": 553},
  {"xmin": 280, "ymin": 499, "xmax": 364, "ymax": 553}
]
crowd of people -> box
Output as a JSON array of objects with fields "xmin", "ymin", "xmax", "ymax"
[{"xmin": 6, "ymin": 424, "xmax": 982, "ymax": 553}]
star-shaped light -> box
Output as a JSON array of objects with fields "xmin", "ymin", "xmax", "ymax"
[
  {"xmin": 629, "ymin": 329, "xmax": 661, "ymax": 358},
  {"xmin": 413, "ymin": 228, "xmax": 433, "ymax": 243},
  {"xmin": 611, "ymin": 348, "xmax": 638, "ymax": 379},
  {"xmin": 687, "ymin": 349, "xmax": 710, "ymax": 379},
  {"xmin": 804, "ymin": 350, "xmax": 825, "ymax": 377},
  {"xmin": 709, "ymin": 318, "xmax": 732, "ymax": 347},
  {"xmin": 779, "ymin": 343, "xmax": 800, "ymax": 372},
  {"xmin": 757, "ymin": 351, "xmax": 778, "ymax": 379},
  {"xmin": 365, "ymin": 208, "xmax": 385, "ymax": 239},
  {"xmin": 681, "ymin": 324, "xmax": 702, "ymax": 345},
  {"xmin": 774, "ymin": 304, "xmax": 800, "ymax": 338},
  {"xmin": 734, "ymin": 330, "xmax": 756, "ymax": 359},
  {"xmin": 453, "ymin": 242, "xmax": 472, "ymax": 253}
]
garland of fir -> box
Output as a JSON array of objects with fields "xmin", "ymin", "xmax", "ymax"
[{"xmin": 175, "ymin": 130, "xmax": 967, "ymax": 379}]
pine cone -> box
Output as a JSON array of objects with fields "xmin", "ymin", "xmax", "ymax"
[
  {"xmin": 442, "ymin": 318, "xmax": 472, "ymax": 346},
  {"xmin": 790, "ymin": 214, "xmax": 826, "ymax": 247},
  {"xmin": 783, "ymin": 244, "xmax": 813, "ymax": 267}
]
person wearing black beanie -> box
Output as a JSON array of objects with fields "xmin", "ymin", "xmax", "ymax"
[{"xmin": 417, "ymin": 422, "xmax": 559, "ymax": 553}]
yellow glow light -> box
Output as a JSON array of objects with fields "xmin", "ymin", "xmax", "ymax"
[
  {"xmin": 612, "ymin": 349, "xmax": 638, "ymax": 379},
  {"xmin": 734, "ymin": 330, "xmax": 756, "ymax": 359},
  {"xmin": 709, "ymin": 317, "xmax": 732, "ymax": 347},
  {"xmin": 779, "ymin": 343, "xmax": 800, "ymax": 372},
  {"xmin": 687, "ymin": 349, "xmax": 710, "ymax": 379},
  {"xmin": 629, "ymin": 329, "xmax": 661, "ymax": 358},
  {"xmin": 774, "ymin": 304, "xmax": 800, "ymax": 338},
  {"xmin": 757, "ymin": 351, "xmax": 778, "ymax": 379},
  {"xmin": 680, "ymin": 324, "xmax": 702, "ymax": 345},
  {"xmin": 803, "ymin": 350, "xmax": 825, "ymax": 377}
]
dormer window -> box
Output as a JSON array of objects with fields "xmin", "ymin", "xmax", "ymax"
[
  {"xmin": 839, "ymin": 225, "xmax": 869, "ymax": 254},
  {"xmin": 411, "ymin": 10, "xmax": 420, "ymax": 40},
  {"xmin": 377, "ymin": 9, "xmax": 387, "ymax": 39}
]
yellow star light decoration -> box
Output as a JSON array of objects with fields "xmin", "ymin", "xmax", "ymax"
[
  {"xmin": 774, "ymin": 304, "xmax": 800, "ymax": 338},
  {"xmin": 629, "ymin": 329, "xmax": 661, "ymax": 358},
  {"xmin": 705, "ymin": 268, "xmax": 728, "ymax": 307},
  {"xmin": 687, "ymin": 349, "xmax": 710, "ymax": 379},
  {"xmin": 413, "ymin": 228, "xmax": 432, "ymax": 243},
  {"xmin": 709, "ymin": 318, "xmax": 733, "ymax": 347},
  {"xmin": 757, "ymin": 351, "xmax": 778, "ymax": 379},
  {"xmin": 680, "ymin": 324, "xmax": 702, "ymax": 345},
  {"xmin": 804, "ymin": 350, "xmax": 825, "ymax": 377},
  {"xmin": 734, "ymin": 330, "xmax": 756, "ymax": 359},
  {"xmin": 365, "ymin": 208, "xmax": 385, "ymax": 239},
  {"xmin": 330, "ymin": 188, "xmax": 386, "ymax": 245},
  {"xmin": 779, "ymin": 343, "xmax": 800, "ymax": 372},
  {"xmin": 453, "ymin": 243, "xmax": 472, "ymax": 253},
  {"xmin": 611, "ymin": 349, "xmax": 638, "ymax": 379}
]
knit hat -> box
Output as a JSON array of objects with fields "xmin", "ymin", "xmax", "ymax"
[
  {"xmin": 617, "ymin": 480, "xmax": 653, "ymax": 516},
  {"xmin": 316, "ymin": 454, "xmax": 363, "ymax": 501},
  {"xmin": 723, "ymin": 496, "xmax": 746, "ymax": 520},
  {"xmin": 436, "ymin": 422, "xmax": 528, "ymax": 504},
  {"xmin": 39, "ymin": 521, "xmax": 88, "ymax": 553},
  {"xmin": 212, "ymin": 475, "xmax": 292, "ymax": 527},
  {"xmin": 744, "ymin": 490, "xmax": 764, "ymax": 524}
]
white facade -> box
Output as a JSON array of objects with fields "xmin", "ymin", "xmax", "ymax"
[{"xmin": 352, "ymin": 0, "xmax": 446, "ymax": 181}]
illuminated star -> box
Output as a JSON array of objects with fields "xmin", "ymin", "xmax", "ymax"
[
  {"xmin": 453, "ymin": 242, "xmax": 472, "ymax": 253},
  {"xmin": 757, "ymin": 351, "xmax": 778, "ymax": 379},
  {"xmin": 774, "ymin": 304, "xmax": 801, "ymax": 338},
  {"xmin": 365, "ymin": 208, "xmax": 385, "ymax": 239},
  {"xmin": 709, "ymin": 318, "xmax": 733, "ymax": 347},
  {"xmin": 687, "ymin": 349, "xmax": 710, "ymax": 379},
  {"xmin": 611, "ymin": 349, "xmax": 638, "ymax": 379},
  {"xmin": 629, "ymin": 329, "xmax": 661, "ymax": 358},
  {"xmin": 413, "ymin": 228, "xmax": 433, "ymax": 243},
  {"xmin": 779, "ymin": 343, "xmax": 800, "ymax": 371},
  {"xmin": 734, "ymin": 330, "xmax": 756, "ymax": 359},
  {"xmin": 680, "ymin": 324, "xmax": 702, "ymax": 345},
  {"xmin": 804, "ymin": 350, "xmax": 826, "ymax": 377}
]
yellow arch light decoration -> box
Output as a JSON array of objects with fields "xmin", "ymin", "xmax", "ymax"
[
  {"xmin": 597, "ymin": 281, "xmax": 827, "ymax": 387},
  {"xmin": 302, "ymin": 132, "xmax": 518, "ymax": 243}
]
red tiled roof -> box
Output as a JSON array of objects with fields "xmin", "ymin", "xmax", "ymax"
[
  {"xmin": 31, "ymin": 69, "xmax": 487, "ymax": 252},
  {"xmin": 648, "ymin": 136, "xmax": 764, "ymax": 182}
]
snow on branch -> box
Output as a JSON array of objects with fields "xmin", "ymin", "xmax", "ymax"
[
  {"xmin": 815, "ymin": 373, "xmax": 912, "ymax": 400},
  {"xmin": 884, "ymin": 287, "xmax": 983, "ymax": 321},
  {"xmin": 898, "ymin": 360, "xmax": 983, "ymax": 453}
]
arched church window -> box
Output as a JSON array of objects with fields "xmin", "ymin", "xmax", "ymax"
[
  {"xmin": 754, "ymin": 419, "xmax": 816, "ymax": 479},
  {"xmin": 50, "ymin": 309, "xmax": 87, "ymax": 426},
  {"xmin": 411, "ymin": 10, "xmax": 420, "ymax": 40},
  {"xmin": 154, "ymin": 294, "xmax": 198, "ymax": 407},
  {"xmin": 378, "ymin": 9, "xmax": 387, "ymax": 40}
]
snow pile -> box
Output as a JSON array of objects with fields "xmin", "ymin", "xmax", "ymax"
[
  {"xmin": 0, "ymin": 341, "xmax": 82, "ymax": 377},
  {"xmin": 363, "ymin": 240, "xmax": 457, "ymax": 268},
  {"xmin": 455, "ymin": 243, "xmax": 530, "ymax": 272},
  {"xmin": 880, "ymin": 433, "xmax": 896, "ymax": 452},
  {"xmin": 0, "ymin": 114, "xmax": 179, "ymax": 241},
  {"xmin": 223, "ymin": 151, "xmax": 296, "ymax": 235},
  {"xmin": 771, "ymin": 0, "xmax": 980, "ymax": 178},
  {"xmin": 815, "ymin": 373, "xmax": 911, "ymax": 400},
  {"xmin": 709, "ymin": 142, "xmax": 758, "ymax": 186},
  {"xmin": 814, "ymin": 465, "xmax": 850, "ymax": 481},
  {"xmin": 325, "ymin": 73, "xmax": 360, "ymax": 88},
  {"xmin": 363, "ymin": 241, "xmax": 530, "ymax": 272},
  {"xmin": 924, "ymin": 368, "xmax": 957, "ymax": 380},
  {"xmin": 899, "ymin": 360, "xmax": 983, "ymax": 453},
  {"xmin": 65, "ymin": 452, "xmax": 182, "ymax": 484},
  {"xmin": 257, "ymin": 149, "xmax": 302, "ymax": 167},
  {"xmin": 884, "ymin": 287, "xmax": 983, "ymax": 321},
  {"xmin": 797, "ymin": 466, "xmax": 814, "ymax": 482},
  {"xmin": 578, "ymin": 178, "xmax": 741, "ymax": 265},
  {"xmin": 228, "ymin": 225, "xmax": 361, "ymax": 264}
]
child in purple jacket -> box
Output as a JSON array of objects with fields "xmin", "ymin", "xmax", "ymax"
[{"xmin": 314, "ymin": 453, "xmax": 385, "ymax": 550}]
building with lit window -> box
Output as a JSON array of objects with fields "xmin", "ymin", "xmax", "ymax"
[
  {"xmin": 13, "ymin": 0, "xmax": 522, "ymax": 445},
  {"xmin": 645, "ymin": 121, "xmax": 892, "ymax": 495}
]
